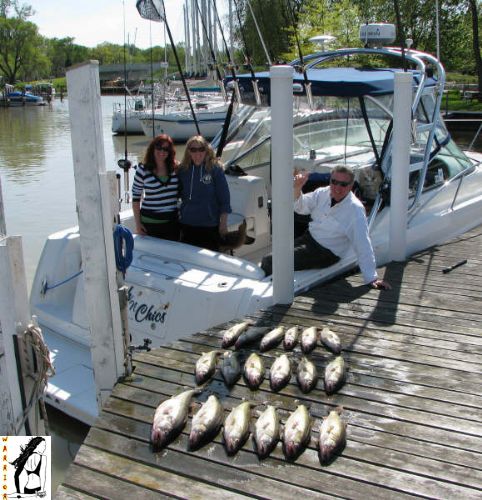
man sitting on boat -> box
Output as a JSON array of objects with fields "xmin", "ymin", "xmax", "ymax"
[{"xmin": 261, "ymin": 165, "xmax": 391, "ymax": 290}]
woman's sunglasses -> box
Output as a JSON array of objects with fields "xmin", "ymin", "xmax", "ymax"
[
  {"xmin": 154, "ymin": 144, "xmax": 170, "ymax": 152},
  {"xmin": 189, "ymin": 146, "xmax": 206, "ymax": 153},
  {"xmin": 330, "ymin": 178, "xmax": 352, "ymax": 187}
]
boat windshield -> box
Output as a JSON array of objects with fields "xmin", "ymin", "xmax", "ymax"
[{"xmin": 221, "ymin": 94, "xmax": 394, "ymax": 173}]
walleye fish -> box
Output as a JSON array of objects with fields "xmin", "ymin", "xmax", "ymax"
[
  {"xmin": 221, "ymin": 351, "xmax": 241, "ymax": 387},
  {"xmin": 243, "ymin": 352, "xmax": 265, "ymax": 390},
  {"xmin": 253, "ymin": 406, "xmax": 280, "ymax": 459},
  {"xmin": 234, "ymin": 326, "xmax": 270, "ymax": 350},
  {"xmin": 283, "ymin": 404, "xmax": 312, "ymax": 460},
  {"xmin": 151, "ymin": 388, "xmax": 200, "ymax": 450},
  {"xmin": 189, "ymin": 394, "xmax": 224, "ymax": 451},
  {"xmin": 270, "ymin": 354, "xmax": 291, "ymax": 392},
  {"xmin": 296, "ymin": 357, "xmax": 318, "ymax": 394},
  {"xmin": 222, "ymin": 321, "xmax": 251, "ymax": 348},
  {"xmin": 324, "ymin": 356, "xmax": 346, "ymax": 395},
  {"xmin": 283, "ymin": 325, "xmax": 300, "ymax": 351},
  {"xmin": 318, "ymin": 409, "xmax": 347, "ymax": 464},
  {"xmin": 260, "ymin": 326, "xmax": 286, "ymax": 352},
  {"xmin": 320, "ymin": 327, "xmax": 342, "ymax": 354},
  {"xmin": 300, "ymin": 326, "xmax": 318, "ymax": 354},
  {"xmin": 195, "ymin": 350, "xmax": 222, "ymax": 385},
  {"xmin": 223, "ymin": 401, "xmax": 252, "ymax": 455}
]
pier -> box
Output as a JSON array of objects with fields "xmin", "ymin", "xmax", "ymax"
[{"xmin": 56, "ymin": 225, "xmax": 482, "ymax": 498}]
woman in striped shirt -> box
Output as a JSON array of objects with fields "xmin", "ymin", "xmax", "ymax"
[{"xmin": 132, "ymin": 134, "xmax": 180, "ymax": 240}]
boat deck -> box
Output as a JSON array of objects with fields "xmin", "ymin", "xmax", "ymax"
[{"xmin": 57, "ymin": 226, "xmax": 482, "ymax": 499}]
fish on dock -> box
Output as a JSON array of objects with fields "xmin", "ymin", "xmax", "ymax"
[
  {"xmin": 269, "ymin": 354, "xmax": 292, "ymax": 392},
  {"xmin": 195, "ymin": 350, "xmax": 222, "ymax": 385},
  {"xmin": 223, "ymin": 401, "xmax": 252, "ymax": 455},
  {"xmin": 283, "ymin": 325, "xmax": 300, "ymax": 350},
  {"xmin": 234, "ymin": 326, "xmax": 270, "ymax": 350},
  {"xmin": 189, "ymin": 394, "xmax": 224, "ymax": 451},
  {"xmin": 243, "ymin": 352, "xmax": 265, "ymax": 390},
  {"xmin": 320, "ymin": 327, "xmax": 342, "ymax": 354},
  {"xmin": 151, "ymin": 388, "xmax": 201, "ymax": 450},
  {"xmin": 221, "ymin": 351, "xmax": 242, "ymax": 387},
  {"xmin": 296, "ymin": 357, "xmax": 318, "ymax": 393},
  {"xmin": 318, "ymin": 409, "xmax": 347, "ymax": 464},
  {"xmin": 259, "ymin": 325, "xmax": 285, "ymax": 352},
  {"xmin": 300, "ymin": 326, "xmax": 318, "ymax": 354},
  {"xmin": 253, "ymin": 405, "xmax": 280, "ymax": 459},
  {"xmin": 324, "ymin": 356, "xmax": 346, "ymax": 395},
  {"xmin": 222, "ymin": 320, "xmax": 251, "ymax": 348},
  {"xmin": 282, "ymin": 404, "xmax": 312, "ymax": 460}
]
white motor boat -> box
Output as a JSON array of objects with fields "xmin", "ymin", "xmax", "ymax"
[{"xmin": 31, "ymin": 28, "xmax": 482, "ymax": 424}]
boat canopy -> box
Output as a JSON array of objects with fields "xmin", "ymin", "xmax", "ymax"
[{"xmin": 230, "ymin": 67, "xmax": 437, "ymax": 98}]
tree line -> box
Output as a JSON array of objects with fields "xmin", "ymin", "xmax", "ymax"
[{"xmin": 0, "ymin": 0, "xmax": 480, "ymax": 95}]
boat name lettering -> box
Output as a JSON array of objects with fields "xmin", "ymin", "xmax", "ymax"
[{"xmin": 128, "ymin": 286, "xmax": 167, "ymax": 324}]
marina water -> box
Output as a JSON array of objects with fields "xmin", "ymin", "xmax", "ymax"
[{"xmin": 0, "ymin": 95, "xmax": 480, "ymax": 493}]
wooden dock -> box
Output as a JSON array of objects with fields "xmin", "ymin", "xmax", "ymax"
[{"xmin": 56, "ymin": 227, "xmax": 482, "ymax": 499}]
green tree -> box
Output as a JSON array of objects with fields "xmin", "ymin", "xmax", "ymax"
[
  {"xmin": 46, "ymin": 37, "xmax": 89, "ymax": 77},
  {"xmin": 0, "ymin": 0, "xmax": 47, "ymax": 83}
]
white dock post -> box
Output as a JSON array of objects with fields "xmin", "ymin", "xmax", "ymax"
[
  {"xmin": 271, "ymin": 65, "xmax": 294, "ymax": 304},
  {"xmin": 389, "ymin": 72, "xmax": 412, "ymax": 261},
  {"xmin": 66, "ymin": 61, "xmax": 125, "ymax": 411}
]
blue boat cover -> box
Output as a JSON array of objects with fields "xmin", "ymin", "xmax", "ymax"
[{"xmin": 228, "ymin": 67, "xmax": 436, "ymax": 98}]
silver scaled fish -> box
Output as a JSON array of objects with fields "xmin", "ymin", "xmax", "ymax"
[
  {"xmin": 260, "ymin": 325, "xmax": 286, "ymax": 352},
  {"xmin": 221, "ymin": 351, "xmax": 241, "ymax": 387},
  {"xmin": 318, "ymin": 409, "xmax": 347, "ymax": 464},
  {"xmin": 320, "ymin": 327, "xmax": 342, "ymax": 354},
  {"xmin": 195, "ymin": 350, "xmax": 222, "ymax": 385},
  {"xmin": 151, "ymin": 388, "xmax": 200, "ymax": 450},
  {"xmin": 253, "ymin": 405, "xmax": 280, "ymax": 459},
  {"xmin": 283, "ymin": 325, "xmax": 300, "ymax": 350},
  {"xmin": 189, "ymin": 394, "xmax": 224, "ymax": 451},
  {"xmin": 223, "ymin": 401, "xmax": 252, "ymax": 455},
  {"xmin": 300, "ymin": 326, "xmax": 318, "ymax": 354},
  {"xmin": 270, "ymin": 354, "xmax": 292, "ymax": 392},
  {"xmin": 243, "ymin": 352, "xmax": 265, "ymax": 390},
  {"xmin": 324, "ymin": 356, "xmax": 346, "ymax": 395},
  {"xmin": 296, "ymin": 356, "xmax": 318, "ymax": 393},
  {"xmin": 222, "ymin": 320, "xmax": 251, "ymax": 348},
  {"xmin": 283, "ymin": 404, "xmax": 312, "ymax": 460}
]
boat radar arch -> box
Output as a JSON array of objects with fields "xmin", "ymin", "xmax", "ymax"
[{"xmin": 359, "ymin": 23, "xmax": 396, "ymax": 48}]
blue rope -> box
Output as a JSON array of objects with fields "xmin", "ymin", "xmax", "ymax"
[
  {"xmin": 41, "ymin": 270, "xmax": 83, "ymax": 294},
  {"xmin": 113, "ymin": 224, "xmax": 134, "ymax": 274}
]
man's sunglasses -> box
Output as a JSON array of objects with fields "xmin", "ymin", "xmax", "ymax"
[
  {"xmin": 330, "ymin": 178, "xmax": 352, "ymax": 187},
  {"xmin": 189, "ymin": 146, "xmax": 206, "ymax": 153},
  {"xmin": 154, "ymin": 144, "xmax": 170, "ymax": 152}
]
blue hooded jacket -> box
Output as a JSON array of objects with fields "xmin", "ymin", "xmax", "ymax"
[{"xmin": 178, "ymin": 163, "xmax": 232, "ymax": 227}]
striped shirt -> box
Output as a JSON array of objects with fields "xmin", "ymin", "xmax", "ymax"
[{"xmin": 132, "ymin": 163, "xmax": 179, "ymax": 218}]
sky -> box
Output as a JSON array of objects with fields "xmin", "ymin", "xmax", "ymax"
[{"xmin": 27, "ymin": 0, "xmax": 229, "ymax": 49}]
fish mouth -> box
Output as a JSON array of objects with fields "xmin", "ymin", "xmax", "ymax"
[
  {"xmin": 319, "ymin": 438, "xmax": 346, "ymax": 465},
  {"xmin": 151, "ymin": 429, "xmax": 170, "ymax": 451}
]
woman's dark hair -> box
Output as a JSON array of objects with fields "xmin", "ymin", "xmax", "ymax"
[
  {"xmin": 142, "ymin": 134, "xmax": 176, "ymax": 174},
  {"xmin": 11, "ymin": 437, "xmax": 45, "ymax": 470}
]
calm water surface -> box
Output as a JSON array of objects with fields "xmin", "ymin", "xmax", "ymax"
[{"xmin": 0, "ymin": 96, "xmax": 480, "ymax": 493}]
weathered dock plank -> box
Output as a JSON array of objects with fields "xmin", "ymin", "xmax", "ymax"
[{"xmin": 60, "ymin": 226, "xmax": 482, "ymax": 499}]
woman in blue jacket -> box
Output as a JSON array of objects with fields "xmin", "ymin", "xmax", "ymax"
[{"xmin": 178, "ymin": 135, "xmax": 231, "ymax": 251}]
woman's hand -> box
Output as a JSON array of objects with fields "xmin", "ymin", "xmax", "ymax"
[
  {"xmin": 219, "ymin": 213, "xmax": 228, "ymax": 237},
  {"xmin": 135, "ymin": 224, "xmax": 147, "ymax": 235}
]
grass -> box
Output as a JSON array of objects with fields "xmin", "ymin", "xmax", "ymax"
[{"xmin": 441, "ymin": 90, "xmax": 482, "ymax": 112}]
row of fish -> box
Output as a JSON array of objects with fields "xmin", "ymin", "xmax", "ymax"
[
  {"xmin": 151, "ymin": 389, "xmax": 347, "ymax": 463},
  {"xmin": 196, "ymin": 349, "xmax": 346, "ymax": 395},
  {"xmin": 222, "ymin": 322, "xmax": 342, "ymax": 354}
]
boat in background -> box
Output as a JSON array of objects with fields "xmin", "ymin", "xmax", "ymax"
[
  {"xmin": 31, "ymin": 25, "xmax": 482, "ymax": 424},
  {"xmin": 5, "ymin": 90, "xmax": 45, "ymax": 106}
]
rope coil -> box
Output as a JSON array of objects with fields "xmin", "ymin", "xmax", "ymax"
[{"xmin": 113, "ymin": 224, "xmax": 134, "ymax": 274}]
